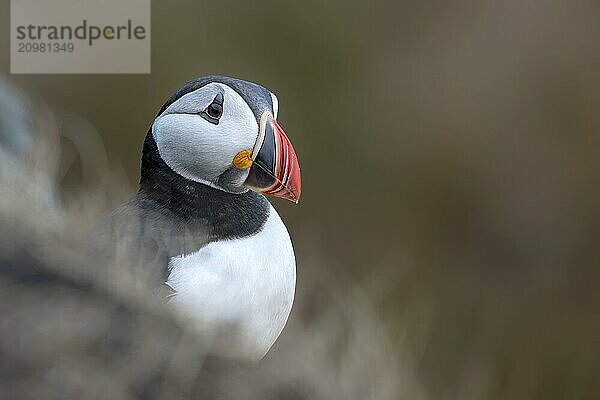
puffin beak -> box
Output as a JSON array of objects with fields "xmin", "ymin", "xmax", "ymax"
[{"xmin": 243, "ymin": 113, "xmax": 301, "ymax": 203}]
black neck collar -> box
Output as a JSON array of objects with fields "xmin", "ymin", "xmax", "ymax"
[{"xmin": 139, "ymin": 132, "xmax": 269, "ymax": 240}]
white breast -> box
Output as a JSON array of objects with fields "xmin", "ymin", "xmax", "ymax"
[{"xmin": 166, "ymin": 204, "xmax": 296, "ymax": 360}]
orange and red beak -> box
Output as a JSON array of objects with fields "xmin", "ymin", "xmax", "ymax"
[{"xmin": 244, "ymin": 113, "xmax": 301, "ymax": 203}]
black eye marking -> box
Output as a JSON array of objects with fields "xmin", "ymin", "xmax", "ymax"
[{"xmin": 201, "ymin": 93, "xmax": 224, "ymax": 125}]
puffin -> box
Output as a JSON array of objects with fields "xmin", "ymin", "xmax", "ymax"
[{"xmin": 107, "ymin": 76, "xmax": 301, "ymax": 360}]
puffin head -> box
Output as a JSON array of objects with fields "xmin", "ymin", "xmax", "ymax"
[{"xmin": 145, "ymin": 76, "xmax": 301, "ymax": 202}]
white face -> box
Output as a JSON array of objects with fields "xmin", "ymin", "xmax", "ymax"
[{"xmin": 152, "ymin": 83, "xmax": 263, "ymax": 192}]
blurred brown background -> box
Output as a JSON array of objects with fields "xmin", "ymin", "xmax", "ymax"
[{"xmin": 1, "ymin": 0, "xmax": 599, "ymax": 399}]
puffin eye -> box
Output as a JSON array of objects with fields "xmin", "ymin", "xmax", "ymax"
[
  {"xmin": 201, "ymin": 93, "xmax": 224, "ymax": 125},
  {"xmin": 207, "ymin": 102, "xmax": 222, "ymax": 118}
]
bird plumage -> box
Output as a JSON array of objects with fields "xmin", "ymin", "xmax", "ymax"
[{"xmin": 103, "ymin": 76, "xmax": 300, "ymax": 359}]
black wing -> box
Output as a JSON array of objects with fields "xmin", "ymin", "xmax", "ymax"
[{"xmin": 94, "ymin": 191, "xmax": 212, "ymax": 288}]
